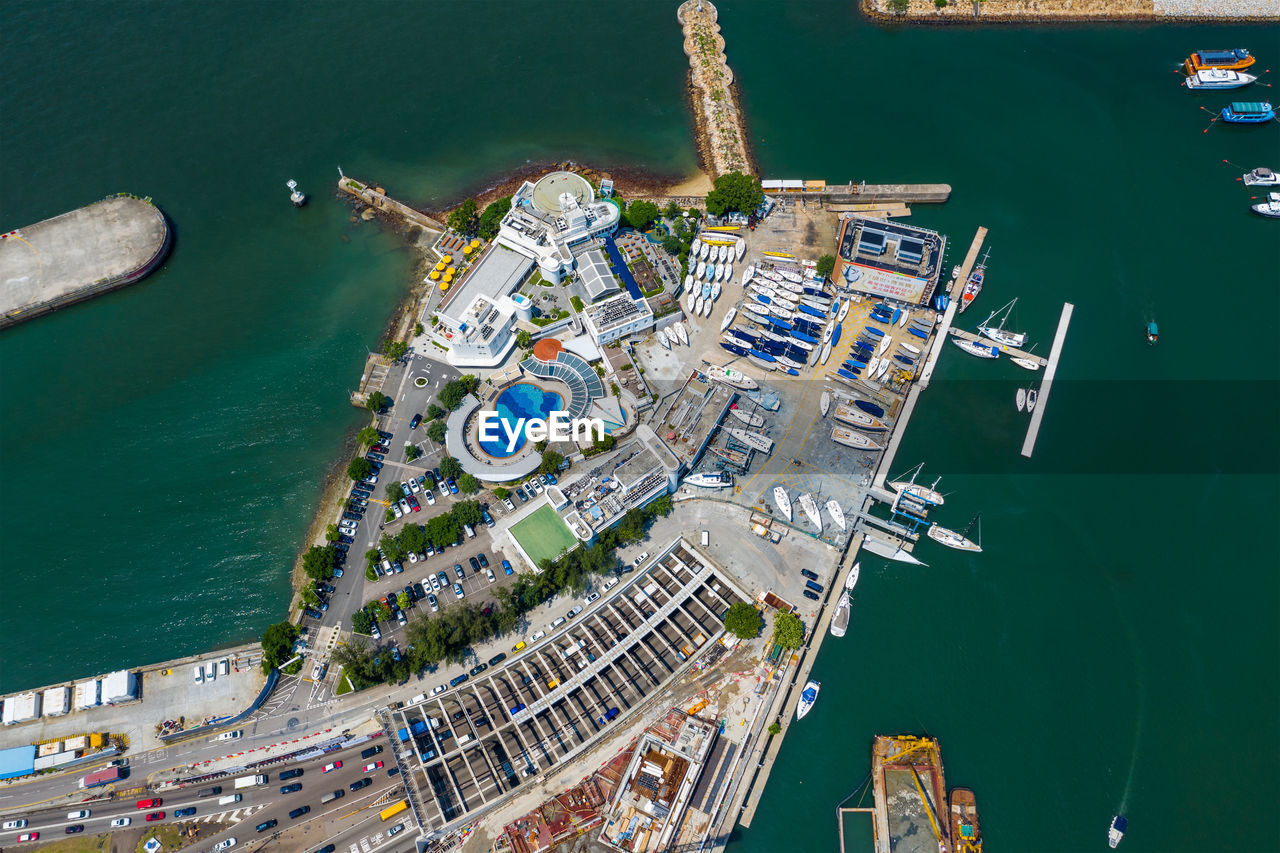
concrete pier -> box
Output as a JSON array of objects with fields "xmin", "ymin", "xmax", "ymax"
[
  {"xmin": 337, "ymin": 176, "xmax": 445, "ymax": 232},
  {"xmin": 1021, "ymin": 302, "xmax": 1073, "ymax": 458},
  {"xmin": 0, "ymin": 195, "xmax": 171, "ymax": 330}
]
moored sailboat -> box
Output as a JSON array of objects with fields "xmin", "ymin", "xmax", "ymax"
[
  {"xmin": 977, "ymin": 297, "xmax": 1028, "ymax": 347},
  {"xmin": 796, "ymin": 680, "xmax": 820, "ymax": 720},
  {"xmin": 927, "ymin": 514, "xmax": 982, "ymax": 552},
  {"xmin": 829, "ymin": 592, "xmax": 850, "ymax": 638}
]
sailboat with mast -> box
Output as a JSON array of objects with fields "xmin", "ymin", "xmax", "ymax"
[
  {"xmin": 887, "ymin": 463, "xmax": 945, "ymax": 506},
  {"xmin": 977, "ymin": 298, "xmax": 1028, "ymax": 348},
  {"xmin": 927, "ymin": 513, "xmax": 983, "ymax": 552},
  {"xmin": 799, "ymin": 493, "xmax": 822, "ymax": 531}
]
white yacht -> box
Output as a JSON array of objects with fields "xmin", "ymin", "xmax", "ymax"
[
  {"xmin": 831, "ymin": 427, "xmax": 883, "ymax": 451},
  {"xmin": 799, "ymin": 493, "xmax": 822, "ymax": 530},
  {"xmin": 728, "ymin": 427, "xmax": 773, "ymax": 453},
  {"xmin": 977, "ymin": 298, "xmax": 1028, "ymax": 348},
  {"xmin": 729, "ymin": 406, "xmax": 765, "ymax": 427},
  {"xmin": 953, "ymin": 338, "xmax": 1000, "ymax": 359},
  {"xmin": 773, "ymin": 486, "xmax": 792, "ymax": 521},
  {"xmin": 1185, "ymin": 68, "xmax": 1257, "ymax": 89},
  {"xmin": 684, "ymin": 470, "xmax": 733, "ymax": 489},
  {"xmin": 1243, "ymin": 166, "xmax": 1280, "ymax": 186},
  {"xmin": 825, "ymin": 499, "xmax": 846, "ymax": 531},
  {"xmin": 707, "ymin": 364, "xmax": 756, "ymax": 390}
]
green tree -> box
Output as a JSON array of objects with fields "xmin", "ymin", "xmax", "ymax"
[
  {"xmin": 493, "ymin": 486, "xmax": 510, "ymax": 500},
  {"xmin": 704, "ymin": 171, "xmax": 764, "ymax": 217},
  {"xmin": 426, "ymin": 404, "xmax": 445, "ymax": 421},
  {"xmin": 477, "ymin": 196, "xmax": 512, "ymax": 241},
  {"xmin": 356, "ymin": 426, "xmax": 380, "ymax": 448},
  {"xmin": 347, "ymin": 457, "xmax": 373, "ymax": 482},
  {"xmin": 384, "ymin": 508, "xmax": 395, "ymax": 523},
  {"xmin": 331, "ymin": 637, "xmax": 378, "ymax": 688},
  {"xmin": 301, "ymin": 588, "xmax": 321, "ymax": 608},
  {"xmin": 440, "ymin": 456, "xmax": 463, "ymax": 481},
  {"xmin": 447, "ymin": 198, "xmax": 479, "ymax": 235},
  {"xmin": 302, "ymin": 545, "xmax": 338, "ymax": 581},
  {"xmin": 260, "ymin": 621, "xmax": 300, "ymax": 673},
  {"xmin": 626, "ymin": 200, "xmax": 660, "ymax": 231},
  {"xmin": 425, "ymin": 513, "xmax": 461, "ymax": 549},
  {"xmin": 888, "ymin": 0, "xmax": 909, "ymax": 11},
  {"xmin": 405, "ymin": 445, "xmax": 423, "ymax": 462},
  {"xmin": 366, "ymin": 391, "xmax": 390, "ymax": 413},
  {"xmin": 539, "ymin": 451, "xmax": 564, "ymax": 476},
  {"xmin": 661, "ymin": 234, "xmax": 683, "ymax": 256},
  {"xmin": 767, "ymin": 721, "xmax": 781, "ymax": 735},
  {"xmin": 515, "ymin": 330, "xmax": 533, "ymax": 350},
  {"xmin": 325, "ymin": 523, "xmax": 340, "ymax": 542},
  {"xmin": 386, "ymin": 482, "xmax": 405, "ymax": 503},
  {"xmin": 438, "ymin": 375, "xmax": 480, "ymax": 410},
  {"xmin": 723, "ymin": 602, "xmax": 763, "ymax": 639},
  {"xmin": 815, "ymin": 254, "xmax": 836, "ymax": 279},
  {"xmin": 427, "ymin": 420, "xmax": 448, "ymax": 444},
  {"xmin": 383, "ymin": 340, "xmax": 409, "ymax": 360},
  {"xmin": 351, "ymin": 609, "xmax": 373, "ymax": 635},
  {"xmin": 458, "ymin": 473, "xmax": 480, "ymax": 494},
  {"xmin": 381, "ymin": 533, "xmax": 407, "ymax": 564},
  {"xmin": 397, "ymin": 592, "xmax": 411, "ymax": 610},
  {"xmin": 399, "ymin": 524, "xmax": 427, "ymax": 555},
  {"xmin": 663, "ymin": 200, "xmax": 682, "ymax": 219},
  {"xmin": 570, "ymin": 295, "xmax": 584, "ymax": 312},
  {"xmin": 414, "ymin": 322, "xmax": 424, "ymax": 336},
  {"xmin": 773, "ymin": 610, "xmax": 805, "ymax": 649},
  {"xmin": 452, "ymin": 499, "xmax": 484, "ymax": 528}
]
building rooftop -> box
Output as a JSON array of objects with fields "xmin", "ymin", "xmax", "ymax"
[
  {"xmin": 529, "ymin": 171, "xmax": 594, "ymax": 215},
  {"xmin": 579, "ymin": 249, "xmax": 621, "ymax": 301},
  {"xmin": 439, "ymin": 245, "xmax": 534, "ymax": 326}
]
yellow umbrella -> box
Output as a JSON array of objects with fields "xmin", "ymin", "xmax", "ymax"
[
  {"xmin": 434, "ymin": 261, "xmax": 446, "ymax": 272},
  {"xmin": 462, "ymin": 245, "xmax": 473, "ymax": 256},
  {"xmin": 470, "ymin": 239, "xmax": 480, "ymax": 248},
  {"xmin": 447, "ymin": 266, "xmax": 456, "ymax": 275},
  {"xmin": 440, "ymin": 281, "xmax": 450, "ymax": 292},
  {"xmin": 442, "ymin": 254, "xmax": 453, "ymax": 265},
  {"xmin": 429, "ymin": 270, "xmax": 441, "ymax": 280}
]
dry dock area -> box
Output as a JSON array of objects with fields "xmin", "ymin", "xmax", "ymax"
[{"xmin": 0, "ymin": 194, "xmax": 170, "ymax": 330}]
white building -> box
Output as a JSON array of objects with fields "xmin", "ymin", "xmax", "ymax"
[
  {"xmin": 2, "ymin": 692, "xmax": 40, "ymax": 725},
  {"xmin": 582, "ymin": 292, "xmax": 654, "ymax": 346},
  {"xmin": 100, "ymin": 670, "xmax": 137, "ymax": 704},
  {"xmin": 496, "ymin": 171, "xmax": 621, "ymax": 284},
  {"xmin": 42, "ymin": 686, "xmax": 70, "ymax": 717}
]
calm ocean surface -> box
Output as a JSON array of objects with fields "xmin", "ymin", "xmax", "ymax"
[{"xmin": 1, "ymin": 2, "xmax": 1276, "ymax": 849}]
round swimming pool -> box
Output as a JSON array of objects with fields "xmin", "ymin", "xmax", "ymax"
[{"xmin": 477, "ymin": 383, "xmax": 566, "ymax": 458}]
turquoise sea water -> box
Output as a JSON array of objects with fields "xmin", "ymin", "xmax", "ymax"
[
  {"xmin": 1, "ymin": 2, "xmax": 1277, "ymax": 849},
  {"xmin": 478, "ymin": 383, "xmax": 565, "ymax": 458}
]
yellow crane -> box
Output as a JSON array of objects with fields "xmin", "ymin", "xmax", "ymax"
[{"xmin": 909, "ymin": 763, "xmax": 947, "ymax": 853}]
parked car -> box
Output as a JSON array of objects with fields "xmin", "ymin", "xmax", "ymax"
[
  {"xmin": 450, "ymin": 674, "xmax": 468, "ymax": 687},
  {"xmin": 446, "ymin": 478, "xmax": 458, "ymax": 494},
  {"xmin": 145, "ymin": 812, "xmax": 165, "ymax": 822},
  {"xmin": 515, "ymin": 487, "xmax": 528, "ymax": 502},
  {"xmin": 391, "ymin": 502, "xmax": 403, "ymax": 519},
  {"xmin": 469, "ymin": 556, "xmax": 480, "ymax": 572},
  {"xmin": 567, "ymin": 604, "xmax": 583, "ymax": 619},
  {"xmin": 367, "ymin": 452, "xmax": 384, "ymax": 461},
  {"xmin": 428, "ymin": 594, "xmax": 439, "ymax": 612},
  {"xmin": 486, "ymin": 569, "xmax": 496, "ymax": 583},
  {"xmin": 488, "ymin": 653, "xmax": 507, "ymax": 666},
  {"xmin": 469, "ymin": 663, "xmax": 488, "ymax": 676},
  {"xmin": 436, "ymin": 570, "xmax": 449, "ymax": 587},
  {"xmin": 800, "ymin": 569, "xmax": 818, "ymax": 580},
  {"xmin": 425, "ymin": 490, "xmax": 436, "ymax": 506},
  {"xmin": 453, "ymin": 583, "xmax": 464, "ymax": 599},
  {"xmin": 454, "ymin": 563, "xmax": 465, "ymax": 579},
  {"xmin": 503, "ymin": 497, "xmax": 515, "ymax": 511},
  {"xmin": 502, "ymin": 559, "xmax": 514, "ymax": 575},
  {"xmin": 363, "ymin": 761, "xmax": 384, "ymax": 772},
  {"xmin": 407, "ymin": 494, "xmax": 420, "ymax": 511},
  {"xmin": 802, "ymin": 590, "xmax": 820, "ymax": 601},
  {"xmin": 322, "ymin": 761, "xmax": 342, "ymax": 773},
  {"xmin": 586, "ymin": 592, "xmax": 600, "ymax": 603},
  {"xmin": 398, "ymin": 498, "xmax": 411, "ymax": 515},
  {"xmin": 431, "ymin": 684, "xmax": 446, "ymax": 695}
]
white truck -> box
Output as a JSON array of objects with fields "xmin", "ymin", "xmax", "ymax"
[{"xmin": 233, "ymin": 774, "xmax": 267, "ymax": 789}]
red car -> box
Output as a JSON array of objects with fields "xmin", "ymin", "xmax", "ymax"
[
  {"xmin": 145, "ymin": 812, "xmax": 165, "ymax": 822},
  {"xmin": 322, "ymin": 760, "xmax": 342, "ymax": 773},
  {"xmin": 407, "ymin": 494, "xmax": 420, "ymax": 512},
  {"xmin": 362, "ymin": 761, "xmax": 384, "ymax": 772},
  {"xmin": 136, "ymin": 798, "xmax": 162, "ymax": 809},
  {"xmin": 17, "ymin": 833, "xmax": 39, "ymax": 842}
]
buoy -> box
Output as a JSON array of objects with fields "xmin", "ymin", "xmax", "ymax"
[{"xmin": 286, "ymin": 179, "xmax": 307, "ymax": 207}]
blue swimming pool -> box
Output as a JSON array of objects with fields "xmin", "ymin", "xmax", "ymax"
[{"xmin": 477, "ymin": 383, "xmax": 565, "ymax": 458}]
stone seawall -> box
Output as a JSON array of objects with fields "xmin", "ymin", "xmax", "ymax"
[{"xmin": 677, "ymin": 0, "xmax": 756, "ymax": 178}]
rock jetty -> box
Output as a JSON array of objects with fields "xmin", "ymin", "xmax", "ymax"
[{"xmin": 676, "ymin": 0, "xmax": 755, "ymax": 178}]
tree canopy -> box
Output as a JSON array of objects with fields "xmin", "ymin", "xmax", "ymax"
[
  {"xmin": 663, "ymin": 200, "xmax": 682, "ymax": 219},
  {"xmin": 347, "ymin": 457, "xmax": 373, "ymax": 482},
  {"xmin": 382, "ymin": 340, "xmax": 409, "ymax": 360},
  {"xmin": 427, "ymin": 420, "xmax": 448, "ymax": 444},
  {"xmin": 302, "ymin": 544, "xmax": 338, "ymax": 581},
  {"xmin": 260, "ymin": 621, "xmax": 300, "ymax": 673},
  {"xmin": 452, "ymin": 499, "xmax": 483, "ymax": 528},
  {"xmin": 425, "ymin": 404, "xmax": 445, "ymax": 421},
  {"xmin": 447, "ymin": 199, "xmax": 479, "ymax": 235},
  {"xmin": 439, "ymin": 456, "xmax": 464, "ymax": 481},
  {"xmin": 815, "ymin": 254, "xmax": 836, "ymax": 278},
  {"xmin": 626, "ymin": 200, "xmax": 660, "ymax": 231},
  {"xmin": 723, "ymin": 602, "xmax": 763, "ymax": 639},
  {"xmin": 538, "ymin": 450, "xmax": 564, "ymax": 476},
  {"xmin": 704, "ymin": 171, "xmax": 764, "ymax": 217},
  {"xmin": 424, "ymin": 513, "xmax": 461, "ymax": 550},
  {"xmin": 356, "ymin": 426, "xmax": 380, "ymax": 448},
  {"xmin": 438, "ymin": 375, "xmax": 480, "ymax": 410},
  {"xmin": 366, "ymin": 391, "xmax": 390, "ymax": 413},
  {"xmin": 458, "ymin": 473, "xmax": 480, "ymax": 494},
  {"xmin": 477, "ymin": 196, "xmax": 512, "ymax": 241},
  {"xmin": 773, "ymin": 610, "xmax": 805, "ymax": 649},
  {"xmin": 385, "ymin": 482, "xmax": 405, "ymax": 502}
]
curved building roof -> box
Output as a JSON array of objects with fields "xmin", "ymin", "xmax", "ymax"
[{"xmin": 530, "ymin": 171, "xmax": 593, "ymax": 215}]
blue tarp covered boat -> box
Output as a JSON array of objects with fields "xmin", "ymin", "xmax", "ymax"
[
  {"xmin": 855, "ymin": 399, "xmax": 886, "ymax": 418},
  {"xmin": 798, "ymin": 304, "xmax": 826, "ymax": 319},
  {"xmin": 908, "ymin": 327, "xmax": 930, "ymax": 340},
  {"xmin": 765, "ymin": 316, "xmax": 794, "ymax": 331},
  {"xmin": 720, "ymin": 342, "xmax": 749, "ymax": 356},
  {"xmin": 790, "ymin": 329, "xmax": 819, "ymax": 344},
  {"xmin": 863, "ymin": 325, "xmax": 884, "ymax": 338},
  {"xmin": 749, "ymin": 349, "xmax": 777, "ymax": 362}
]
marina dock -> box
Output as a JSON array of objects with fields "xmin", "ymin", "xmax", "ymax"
[
  {"xmin": 1021, "ymin": 302, "xmax": 1074, "ymax": 458},
  {"xmin": 0, "ymin": 194, "xmax": 171, "ymax": 330}
]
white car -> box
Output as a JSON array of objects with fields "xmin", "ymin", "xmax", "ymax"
[
  {"xmin": 398, "ymin": 498, "xmax": 412, "ymax": 515},
  {"xmin": 585, "ymin": 592, "xmax": 600, "ymax": 603},
  {"xmin": 193, "ymin": 665, "xmax": 204, "ymax": 684},
  {"xmin": 407, "ymin": 552, "xmax": 418, "ymax": 564},
  {"xmin": 212, "ymin": 839, "xmax": 237, "ymax": 851},
  {"xmin": 391, "ymin": 502, "xmax": 404, "ymax": 519},
  {"xmin": 429, "ymin": 575, "xmax": 442, "ymax": 592},
  {"xmin": 425, "ymin": 490, "xmax": 436, "ymax": 506},
  {"xmin": 634, "ymin": 552, "xmax": 649, "ymax": 566},
  {"xmin": 215, "ymin": 730, "xmax": 242, "ymax": 741},
  {"xmin": 311, "ymin": 661, "xmax": 327, "ymax": 680},
  {"xmin": 531, "ymin": 630, "xmax": 546, "ymax": 641},
  {"xmin": 111, "ymin": 817, "xmax": 131, "ymax": 828},
  {"xmin": 67, "ymin": 810, "xmax": 90, "ymax": 820},
  {"xmin": 503, "ymin": 497, "xmax": 516, "ymax": 511},
  {"xmin": 407, "ymin": 479, "xmax": 421, "ymax": 495},
  {"xmin": 602, "ymin": 578, "xmax": 618, "ymax": 591},
  {"xmin": 430, "ymin": 684, "xmax": 446, "ymax": 696},
  {"xmin": 529, "ymin": 479, "xmax": 543, "ymax": 494},
  {"xmin": 486, "ymin": 569, "xmax": 496, "ymax": 583}
]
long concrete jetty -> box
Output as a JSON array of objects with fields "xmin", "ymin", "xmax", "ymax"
[
  {"xmin": 0, "ymin": 195, "xmax": 171, "ymax": 330},
  {"xmin": 1021, "ymin": 302, "xmax": 1073, "ymax": 457},
  {"xmin": 677, "ymin": 0, "xmax": 754, "ymax": 177}
]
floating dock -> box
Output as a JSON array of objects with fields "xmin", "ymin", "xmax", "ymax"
[
  {"xmin": 1021, "ymin": 302, "xmax": 1074, "ymax": 458},
  {"xmin": 0, "ymin": 195, "xmax": 171, "ymax": 330}
]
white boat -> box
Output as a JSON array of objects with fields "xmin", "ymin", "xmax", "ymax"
[
  {"xmin": 657, "ymin": 328, "xmax": 670, "ymax": 349},
  {"xmin": 836, "ymin": 300, "xmax": 850, "ymax": 323},
  {"xmin": 927, "ymin": 514, "xmax": 982, "ymax": 552},
  {"xmin": 897, "ymin": 309, "xmax": 908, "ymax": 328},
  {"xmin": 696, "ymin": 260, "xmax": 707, "ymax": 279},
  {"xmin": 776, "ymin": 354, "xmax": 803, "ymax": 370},
  {"xmin": 826, "ymin": 499, "xmax": 846, "ymax": 531},
  {"xmin": 888, "ymin": 464, "xmax": 944, "ymax": 506},
  {"xmin": 877, "ymin": 336, "xmax": 891, "ymax": 357},
  {"xmin": 876, "ymin": 360, "xmax": 890, "ymax": 380},
  {"xmin": 691, "ymin": 238, "xmax": 702, "ymax": 258},
  {"xmin": 684, "ymin": 273, "xmax": 694, "ymax": 292},
  {"xmin": 674, "ymin": 322, "xmax": 690, "ymax": 346},
  {"xmin": 702, "ymin": 298, "xmax": 713, "ymax": 318},
  {"xmin": 1108, "ymin": 815, "xmax": 1127, "ymax": 849},
  {"xmin": 719, "ymin": 244, "xmax": 730, "ymax": 263},
  {"xmin": 694, "ymin": 295, "xmax": 705, "ymax": 316},
  {"xmin": 821, "ymin": 321, "xmax": 834, "ymax": 344},
  {"xmin": 831, "ymin": 426, "xmax": 883, "ymax": 451},
  {"xmin": 953, "ymin": 338, "xmax": 1000, "ymax": 359},
  {"xmin": 735, "ymin": 241, "xmax": 746, "ymax": 261},
  {"xmin": 796, "ymin": 680, "xmax": 820, "ymax": 720},
  {"xmin": 729, "ymin": 405, "xmax": 765, "ymax": 427},
  {"xmin": 1016, "ymin": 388, "xmax": 1026, "ymax": 411},
  {"xmin": 711, "ymin": 281, "xmax": 722, "ymax": 301},
  {"xmin": 799, "ymin": 493, "xmax": 822, "ymax": 530},
  {"xmin": 1185, "ymin": 68, "xmax": 1257, "ymax": 89},
  {"xmin": 1252, "ymin": 191, "xmax": 1280, "ymax": 218},
  {"xmin": 699, "ymin": 241, "xmax": 710, "ymax": 261},
  {"xmin": 720, "ymin": 307, "xmax": 737, "ymax": 332},
  {"xmin": 1243, "ymin": 167, "xmax": 1280, "ymax": 187},
  {"xmin": 684, "ymin": 470, "xmax": 733, "ymax": 489},
  {"xmin": 707, "ymin": 364, "xmax": 756, "ymax": 390},
  {"xmin": 759, "ymin": 269, "xmax": 782, "ymax": 283},
  {"xmin": 778, "ymin": 279, "xmax": 805, "ymax": 295},
  {"xmin": 834, "ymin": 404, "xmax": 888, "ymax": 431},
  {"xmin": 773, "ymin": 486, "xmax": 792, "ymax": 521},
  {"xmin": 978, "ymin": 298, "xmax": 1028, "ymax": 348},
  {"xmin": 769, "ymin": 304, "xmax": 795, "ymax": 318},
  {"xmin": 787, "ymin": 337, "xmax": 814, "ymax": 352},
  {"xmin": 844, "ymin": 561, "xmax": 860, "ymax": 590},
  {"xmin": 862, "ymin": 535, "xmax": 928, "ymax": 566},
  {"xmin": 898, "ymin": 341, "xmax": 921, "ymax": 356},
  {"xmin": 820, "ymin": 390, "xmax": 831, "ymax": 416},
  {"xmin": 1026, "ymin": 389, "xmax": 1038, "ymax": 412},
  {"xmin": 1011, "ymin": 356, "xmax": 1040, "ymax": 371},
  {"xmin": 820, "ymin": 341, "xmax": 832, "ymax": 365},
  {"xmin": 750, "ymin": 283, "xmax": 776, "ymax": 299},
  {"xmin": 723, "ymin": 262, "xmax": 733, "ymax": 282},
  {"xmin": 706, "ymin": 263, "xmax": 716, "ymax": 281},
  {"xmin": 829, "ymin": 592, "xmax": 850, "ymax": 638},
  {"xmin": 740, "ymin": 305, "xmax": 770, "ymax": 324},
  {"xmin": 779, "ymin": 269, "xmax": 803, "ymax": 284},
  {"xmin": 741, "ymin": 264, "xmax": 755, "ymax": 286},
  {"xmin": 728, "ymin": 426, "xmax": 773, "ymax": 453}
]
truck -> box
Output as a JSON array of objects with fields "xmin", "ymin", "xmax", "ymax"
[
  {"xmin": 79, "ymin": 767, "xmax": 123, "ymax": 788},
  {"xmin": 234, "ymin": 774, "xmax": 267, "ymax": 789}
]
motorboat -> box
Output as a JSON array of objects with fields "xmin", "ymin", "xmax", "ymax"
[
  {"xmin": 1185, "ymin": 68, "xmax": 1257, "ymax": 89},
  {"xmin": 657, "ymin": 328, "xmax": 670, "ymax": 350},
  {"xmin": 684, "ymin": 470, "xmax": 733, "ymax": 489},
  {"xmin": 977, "ymin": 298, "xmax": 1028, "ymax": 347},
  {"xmin": 707, "ymin": 364, "xmax": 757, "ymax": 390},
  {"xmin": 1026, "ymin": 389, "xmax": 1038, "ymax": 412},
  {"xmin": 799, "ymin": 493, "xmax": 822, "ymax": 530},
  {"xmin": 773, "ymin": 486, "xmax": 792, "ymax": 521},
  {"xmin": 1108, "ymin": 815, "xmax": 1127, "ymax": 849},
  {"xmin": 1146, "ymin": 320, "xmax": 1158, "ymax": 344},
  {"xmin": 1251, "ymin": 191, "xmax": 1280, "ymax": 218},
  {"xmin": 1221, "ymin": 101, "xmax": 1275, "ymax": 123},
  {"xmin": 729, "ymin": 405, "xmax": 765, "ymax": 428},
  {"xmin": 834, "ymin": 403, "xmax": 888, "ymax": 431},
  {"xmin": 1016, "ymin": 388, "xmax": 1026, "ymax": 411},
  {"xmin": 1011, "ymin": 356, "xmax": 1040, "ymax": 371},
  {"xmin": 829, "ymin": 592, "xmax": 850, "ymax": 638},
  {"xmin": 1243, "ymin": 167, "xmax": 1280, "ymax": 186},
  {"xmin": 720, "ymin": 307, "xmax": 737, "ymax": 332},
  {"xmin": 796, "ymin": 680, "xmax": 820, "ymax": 720},
  {"xmin": 844, "ymin": 561, "xmax": 860, "ymax": 590},
  {"xmin": 960, "ymin": 248, "xmax": 989, "ymax": 314},
  {"xmin": 830, "ymin": 427, "xmax": 883, "ymax": 451},
  {"xmin": 826, "ymin": 499, "xmax": 846, "ymax": 531},
  {"xmin": 820, "ymin": 390, "xmax": 831, "ymax": 416},
  {"xmin": 1184, "ymin": 48, "xmax": 1255, "ymax": 75},
  {"xmin": 953, "ymin": 338, "xmax": 1000, "ymax": 359}
]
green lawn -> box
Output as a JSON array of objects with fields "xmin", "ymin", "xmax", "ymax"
[{"xmin": 510, "ymin": 505, "xmax": 576, "ymax": 566}]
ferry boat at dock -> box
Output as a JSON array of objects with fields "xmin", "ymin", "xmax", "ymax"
[
  {"xmin": 829, "ymin": 592, "xmax": 850, "ymax": 638},
  {"xmin": 796, "ymin": 680, "xmax": 820, "ymax": 720},
  {"xmin": 773, "ymin": 486, "xmax": 792, "ymax": 522},
  {"xmin": 1220, "ymin": 101, "xmax": 1275, "ymax": 124},
  {"xmin": 1183, "ymin": 48, "xmax": 1255, "ymax": 75},
  {"xmin": 707, "ymin": 364, "xmax": 757, "ymax": 390},
  {"xmin": 959, "ymin": 249, "xmax": 989, "ymax": 314},
  {"xmin": 684, "ymin": 470, "xmax": 733, "ymax": 489},
  {"xmin": 1243, "ymin": 166, "xmax": 1280, "ymax": 186},
  {"xmin": 831, "ymin": 426, "xmax": 883, "ymax": 451},
  {"xmin": 1184, "ymin": 68, "xmax": 1257, "ymax": 89},
  {"xmin": 1108, "ymin": 815, "xmax": 1127, "ymax": 848},
  {"xmin": 949, "ymin": 787, "xmax": 982, "ymax": 853}
]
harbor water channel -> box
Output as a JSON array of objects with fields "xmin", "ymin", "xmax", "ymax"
[{"xmin": 0, "ymin": 2, "xmax": 1276, "ymax": 850}]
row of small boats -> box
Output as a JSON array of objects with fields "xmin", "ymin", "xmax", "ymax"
[
  {"xmin": 772, "ymin": 485, "xmax": 846, "ymax": 534},
  {"xmin": 690, "ymin": 235, "xmax": 746, "ymax": 264},
  {"xmin": 655, "ymin": 320, "xmax": 690, "ymax": 350}
]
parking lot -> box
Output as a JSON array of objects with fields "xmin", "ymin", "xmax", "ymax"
[{"xmin": 386, "ymin": 536, "xmax": 750, "ymax": 830}]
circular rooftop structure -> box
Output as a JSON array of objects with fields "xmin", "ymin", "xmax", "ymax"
[
  {"xmin": 530, "ymin": 171, "xmax": 593, "ymax": 215},
  {"xmin": 532, "ymin": 337, "xmax": 564, "ymax": 362}
]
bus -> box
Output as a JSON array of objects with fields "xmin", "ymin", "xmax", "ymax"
[{"xmin": 379, "ymin": 800, "xmax": 408, "ymax": 821}]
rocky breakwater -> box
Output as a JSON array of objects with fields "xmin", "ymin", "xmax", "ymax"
[
  {"xmin": 677, "ymin": 0, "xmax": 755, "ymax": 178},
  {"xmin": 861, "ymin": 0, "xmax": 1278, "ymax": 23}
]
